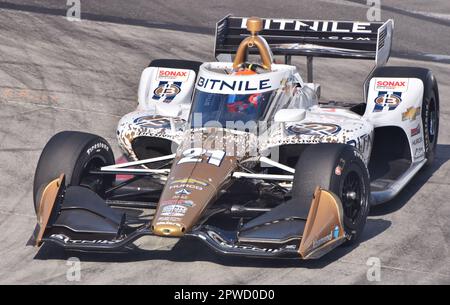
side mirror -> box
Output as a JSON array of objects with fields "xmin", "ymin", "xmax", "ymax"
[
  {"xmin": 274, "ymin": 109, "xmax": 306, "ymax": 123},
  {"xmin": 156, "ymin": 103, "xmax": 182, "ymax": 118}
]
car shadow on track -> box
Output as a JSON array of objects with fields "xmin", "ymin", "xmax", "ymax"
[
  {"xmin": 370, "ymin": 144, "xmax": 450, "ymax": 216},
  {"xmin": 33, "ymin": 218, "xmax": 391, "ymax": 269}
]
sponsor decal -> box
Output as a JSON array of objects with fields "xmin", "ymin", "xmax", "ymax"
[
  {"xmin": 133, "ymin": 115, "xmax": 183, "ymax": 128},
  {"xmin": 157, "ymin": 68, "xmax": 190, "ymax": 82},
  {"xmin": 333, "ymin": 226, "xmax": 340, "ymax": 239},
  {"xmin": 207, "ymin": 230, "xmax": 282, "ymax": 253},
  {"xmin": 347, "ymin": 134, "xmax": 372, "ymax": 154},
  {"xmin": 171, "ymin": 178, "xmax": 208, "ymax": 187},
  {"xmin": 287, "ymin": 122, "xmax": 341, "ymax": 136},
  {"xmin": 178, "ymin": 148, "xmax": 226, "ymax": 167},
  {"xmin": 414, "ymin": 147, "xmax": 425, "ymax": 159},
  {"xmin": 411, "ymin": 124, "xmax": 421, "ymax": 137},
  {"xmin": 312, "ymin": 226, "xmax": 341, "ymax": 249},
  {"xmin": 155, "ymin": 221, "xmax": 183, "ymax": 227},
  {"xmin": 334, "ymin": 159, "xmax": 346, "ymax": 176},
  {"xmin": 161, "ymin": 204, "xmax": 187, "ymax": 217},
  {"xmin": 50, "ymin": 234, "xmax": 120, "ymax": 245},
  {"xmin": 160, "ymin": 199, "xmax": 194, "ymax": 207},
  {"xmin": 156, "ymin": 217, "xmax": 182, "ymax": 222},
  {"xmin": 239, "ymin": 18, "xmax": 375, "ymax": 34},
  {"xmin": 374, "ymin": 79, "xmax": 409, "ymax": 92},
  {"xmin": 373, "ymin": 91, "xmax": 402, "ymax": 112},
  {"xmin": 412, "ymin": 137, "xmax": 423, "ymax": 146},
  {"xmin": 196, "ymin": 77, "xmax": 272, "ymax": 93},
  {"xmin": 313, "ymin": 232, "xmax": 333, "ymax": 249},
  {"xmin": 152, "ymin": 81, "xmax": 182, "ymax": 102},
  {"xmin": 353, "ymin": 149, "xmax": 365, "ymax": 161},
  {"xmin": 175, "ymin": 189, "xmax": 192, "ymax": 195},
  {"xmin": 173, "ymin": 195, "xmax": 189, "ymax": 200},
  {"xmin": 86, "ymin": 142, "xmax": 109, "ymax": 155},
  {"xmin": 402, "ymin": 107, "xmax": 421, "ymax": 121},
  {"xmin": 170, "ymin": 184, "xmax": 204, "ymax": 191},
  {"xmin": 179, "ymin": 200, "xmax": 194, "ymax": 207}
]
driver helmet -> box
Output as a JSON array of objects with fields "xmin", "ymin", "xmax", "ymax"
[{"xmin": 227, "ymin": 63, "xmax": 263, "ymax": 113}]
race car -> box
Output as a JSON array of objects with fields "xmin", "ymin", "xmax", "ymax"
[{"xmin": 28, "ymin": 16, "xmax": 439, "ymax": 259}]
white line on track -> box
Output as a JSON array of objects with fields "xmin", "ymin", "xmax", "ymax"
[
  {"xmin": 337, "ymin": 258, "xmax": 450, "ymax": 279},
  {"xmin": 0, "ymin": 99, "xmax": 123, "ymax": 118},
  {"xmin": 0, "ymin": 209, "xmax": 35, "ymax": 218}
]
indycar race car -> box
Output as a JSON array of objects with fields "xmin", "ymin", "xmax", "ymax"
[{"xmin": 29, "ymin": 16, "xmax": 439, "ymax": 259}]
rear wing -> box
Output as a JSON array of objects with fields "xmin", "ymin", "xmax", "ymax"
[{"xmin": 215, "ymin": 16, "xmax": 394, "ymax": 67}]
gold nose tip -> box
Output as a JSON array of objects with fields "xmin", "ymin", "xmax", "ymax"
[
  {"xmin": 152, "ymin": 224, "xmax": 185, "ymax": 237},
  {"xmin": 246, "ymin": 17, "xmax": 263, "ymax": 35}
]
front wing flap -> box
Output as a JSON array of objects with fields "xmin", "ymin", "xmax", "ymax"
[{"xmin": 28, "ymin": 174, "xmax": 65, "ymax": 247}]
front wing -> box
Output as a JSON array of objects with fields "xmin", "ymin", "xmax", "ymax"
[{"xmin": 29, "ymin": 175, "xmax": 348, "ymax": 259}]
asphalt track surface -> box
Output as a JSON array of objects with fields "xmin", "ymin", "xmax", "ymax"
[
  {"xmin": 2, "ymin": 0, "xmax": 450, "ymax": 63},
  {"xmin": 0, "ymin": 0, "xmax": 449, "ymax": 284}
]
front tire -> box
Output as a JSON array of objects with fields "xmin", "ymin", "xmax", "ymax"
[
  {"xmin": 33, "ymin": 131, "xmax": 115, "ymax": 213},
  {"xmin": 292, "ymin": 144, "xmax": 370, "ymax": 245}
]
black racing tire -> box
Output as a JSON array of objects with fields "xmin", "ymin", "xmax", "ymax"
[
  {"xmin": 33, "ymin": 131, "xmax": 115, "ymax": 213},
  {"xmin": 292, "ymin": 144, "xmax": 370, "ymax": 245},
  {"xmin": 422, "ymin": 90, "xmax": 439, "ymax": 166},
  {"xmin": 148, "ymin": 59, "xmax": 202, "ymax": 75}
]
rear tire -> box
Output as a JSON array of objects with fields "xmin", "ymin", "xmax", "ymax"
[
  {"xmin": 148, "ymin": 59, "xmax": 202, "ymax": 75},
  {"xmin": 422, "ymin": 90, "xmax": 439, "ymax": 166},
  {"xmin": 292, "ymin": 144, "xmax": 370, "ymax": 245},
  {"xmin": 33, "ymin": 131, "xmax": 115, "ymax": 213}
]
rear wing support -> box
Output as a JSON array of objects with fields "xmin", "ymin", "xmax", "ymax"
[
  {"xmin": 286, "ymin": 55, "xmax": 314, "ymax": 83},
  {"xmin": 215, "ymin": 16, "xmax": 394, "ymax": 83}
]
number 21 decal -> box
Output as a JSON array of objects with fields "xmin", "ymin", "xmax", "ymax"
[{"xmin": 178, "ymin": 148, "xmax": 225, "ymax": 167}]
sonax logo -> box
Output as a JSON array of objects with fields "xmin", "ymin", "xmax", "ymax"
[
  {"xmin": 375, "ymin": 79, "xmax": 409, "ymax": 92},
  {"xmin": 157, "ymin": 68, "xmax": 190, "ymax": 81}
]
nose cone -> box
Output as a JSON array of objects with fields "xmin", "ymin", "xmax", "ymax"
[
  {"xmin": 151, "ymin": 129, "xmax": 256, "ymax": 237},
  {"xmin": 152, "ymin": 223, "xmax": 185, "ymax": 237},
  {"xmin": 151, "ymin": 157, "xmax": 237, "ymax": 237}
]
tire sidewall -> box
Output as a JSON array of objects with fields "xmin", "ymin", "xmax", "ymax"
[
  {"xmin": 292, "ymin": 144, "xmax": 370, "ymax": 244},
  {"xmin": 33, "ymin": 132, "xmax": 114, "ymax": 213},
  {"xmin": 422, "ymin": 91, "xmax": 439, "ymax": 165},
  {"xmin": 70, "ymin": 139, "xmax": 114, "ymax": 187},
  {"xmin": 330, "ymin": 150, "xmax": 370, "ymax": 239}
]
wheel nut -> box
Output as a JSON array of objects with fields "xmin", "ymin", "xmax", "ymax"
[{"xmin": 346, "ymin": 191, "xmax": 357, "ymax": 200}]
